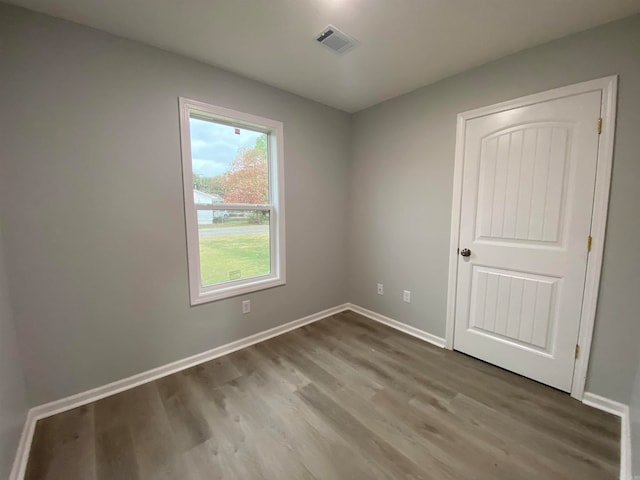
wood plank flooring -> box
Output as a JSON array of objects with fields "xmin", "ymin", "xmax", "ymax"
[{"xmin": 25, "ymin": 311, "xmax": 620, "ymax": 479}]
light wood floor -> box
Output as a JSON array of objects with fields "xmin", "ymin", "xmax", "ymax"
[{"xmin": 25, "ymin": 311, "xmax": 620, "ymax": 480}]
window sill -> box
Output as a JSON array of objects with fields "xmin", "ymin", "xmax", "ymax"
[{"xmin": 190, "ymin": 276, "xmax": 286, "ymax": 306}]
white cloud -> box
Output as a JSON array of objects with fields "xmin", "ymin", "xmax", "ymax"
[
  {"xmin": 189, "ymin": 117, "xmax": 262, "ymax": 178},
  {"xmin": 192, "ymin": 158, "xmax": 228, "ymax": 177}
]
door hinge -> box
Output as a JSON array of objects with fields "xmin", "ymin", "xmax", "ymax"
[
  {"xmin": 575, "ymin": 344, "xmax": 580, "ymax": 359},
  {"xmin": 597, "ymin": 117, "xmax": 603, "ymax": 135},
  {"xmin": 587, "ymin": 235, "xmax": 592, "ymax": 252}
]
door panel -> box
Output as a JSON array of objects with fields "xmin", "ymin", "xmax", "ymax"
[
  {"xmin": 454, "ymin": 91, "xmax": 601, "ymax": 391},
  {"xmin": 469, "ymin": 267, "xmax": 558, "ymax": 351},
  {"xmin": 476, "ymin": 125, "xmax": 571, "ymax": 244}
]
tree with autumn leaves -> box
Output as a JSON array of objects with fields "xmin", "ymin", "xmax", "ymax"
[
  {"xmin": 194, "ymin": 134, "xmax": 269, "ymax": 224},
  {"xmin": 222, "ymin": 134, "xmax": 268, "ymax": 204},
  {"xmin": 193, "ymin": 135, "xmax": 268, "ymax": 202}
]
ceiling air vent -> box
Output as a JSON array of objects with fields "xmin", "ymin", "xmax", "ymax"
[{"xmin": 316, "ymin": 25, "xmax": 358, "ymax": 55}]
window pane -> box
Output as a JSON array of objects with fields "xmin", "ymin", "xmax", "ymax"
[
  {"xmin": 198, "ymin": 210, "xmax": 271, "ymax": 286},
  {"xmin": 189, "ymin": 116, "xmax": 269, "ymax": 204}
]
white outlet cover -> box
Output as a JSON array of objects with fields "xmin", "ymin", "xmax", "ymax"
[
  {"xmin": 242, "ymin": 299, "xmax": 251, "ymax": 314},
  {"xmin": 377, "ymin": 283, "xmax": 384, "ymax": 295},
  {"xmin": 403, "ymin": 290, "xmax": 411, "ymax": 303}
]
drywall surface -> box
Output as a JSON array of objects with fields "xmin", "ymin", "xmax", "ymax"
[
  {"xmin": 0, "ymin": 4, "xmax": 351, "ymax": 405},
  {"xmin": 349, "ymin": 14, "xmax": 640, "ymax": 403},
  {"xmin": 0, "ymin": 226, "xmax": 29, "ymax": 478}
]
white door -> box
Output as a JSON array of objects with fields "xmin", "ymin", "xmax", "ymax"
[{"xmin": 453, "ymin": 90, "xmax": 602, "ymax": 392}]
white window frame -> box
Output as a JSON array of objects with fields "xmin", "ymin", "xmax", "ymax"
[{"xmin": 179, "ymin": 98, "xmax": 286, "ymax": 305}]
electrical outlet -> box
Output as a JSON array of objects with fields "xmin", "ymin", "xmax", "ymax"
[
  {"xmin": 403, "ymin": 290, "xmax": 411, "ymax": 303},
  {"xmin": 242, "ymin": 299, "xmax": 251, "ymax": 314},
  {"xmin": 377, "ymin": 283, "xmax": 384, "ymax": 295}
]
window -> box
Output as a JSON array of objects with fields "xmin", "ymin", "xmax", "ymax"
[{"xmin": 179, "ymin": 98, "xmax": 285, "ymax": 304}]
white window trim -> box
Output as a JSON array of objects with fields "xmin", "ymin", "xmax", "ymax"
[{"xmin": 179, "ymin": 97, "xmax": 286, "ymax": 305}]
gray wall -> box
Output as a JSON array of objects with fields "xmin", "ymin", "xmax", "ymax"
[
  {"xmin": 0, "ymin": 4, "xmax": 351, "ymax": 405},
  {"xmin": 349, "ymin": 15, "xmax": 640, "ymax": 404},
  {"xmin": 0, "ymin": 226, "xmax": 29, "ymax": 478},
  {"xmin": 1, "ymin": 2, "xmax": 638, "ymax": 411},
  {"xmin": 631, "ymin": 350, "xmax": 640, "ymax": 477}
]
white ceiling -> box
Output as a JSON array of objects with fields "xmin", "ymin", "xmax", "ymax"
[{"xmin": 7, "ymin": 0, "xmax": 640, "ymax": 112}]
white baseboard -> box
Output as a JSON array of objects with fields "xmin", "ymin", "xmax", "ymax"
[
  {"xmin": 8, "ymin": 410, "xmax": 37, "ymax": 480},
  {"xmin": 10, "ymin": 303, "xmax": 629, "ymax": 480},
  {"xmin": 9, "ymin": 303, "xmax": 349, "ymax": 480},
  {"xmin": 346, "ymin": 303, "xmax": 446, "ymax": 348},
  {"xmin": 582, "ymin": 392, "xmax": 632, "ymax": 480}
]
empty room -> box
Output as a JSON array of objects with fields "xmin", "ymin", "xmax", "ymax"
[{"xmin": 1, "ymin": 1, "xmax": 640, "ymax": 479}]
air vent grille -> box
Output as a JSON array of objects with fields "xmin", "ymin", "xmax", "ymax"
[{"xmin": 316, "ymin": 25, "xmax": 358, "ymax": 55}]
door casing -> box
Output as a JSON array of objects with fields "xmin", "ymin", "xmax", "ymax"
[{"xmin": 445, "ymin": 76, "xmax": 618, "ymax": 400}]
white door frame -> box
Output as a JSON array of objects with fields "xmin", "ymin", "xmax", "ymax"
[{"xmin": 445, "ymin": 76, "xmax": 618, "ymax": 400}]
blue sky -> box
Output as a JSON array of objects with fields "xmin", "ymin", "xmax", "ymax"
[{"xmin": 189, "ymin": 118, "xmax": 262, "ymax": 177}]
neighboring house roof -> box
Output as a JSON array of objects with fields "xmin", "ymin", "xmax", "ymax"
[{"xmin": 193, "ymin": 189, "xmax": 223, "ymax": 204}]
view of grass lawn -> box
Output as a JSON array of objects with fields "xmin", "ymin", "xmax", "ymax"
[
  {"xmin": 199, "ymin": 232, "xmax": 270, "ymax": 285},
  {"xmin": 198, "ymin": 218, "xmax": 252, "ymax": 229}
]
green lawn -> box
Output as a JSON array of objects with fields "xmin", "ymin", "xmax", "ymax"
[
  {"xmin": 198, "ymin": 218, "xmax": 251, "ymax": 229},
  {"xmin": 199, "ymin": 233, "xmax": 270, "ymax": 285}
]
